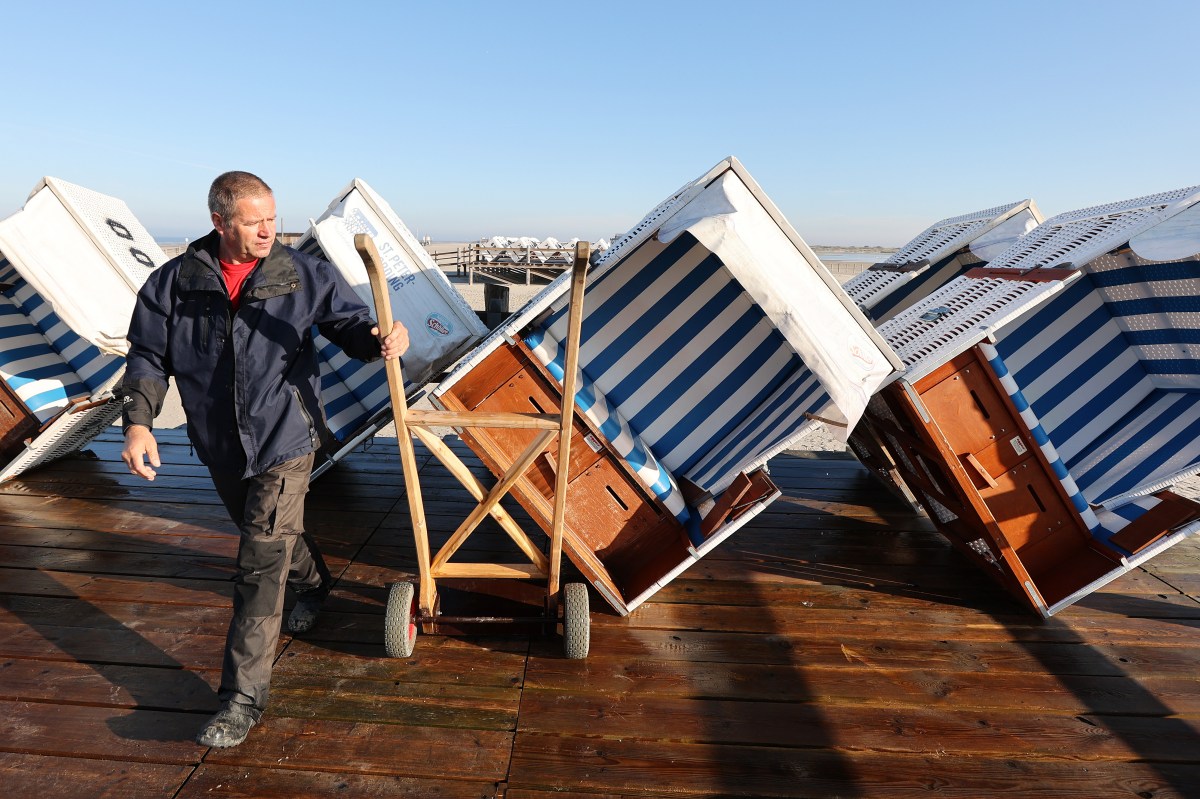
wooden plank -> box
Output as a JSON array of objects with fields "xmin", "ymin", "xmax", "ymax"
[
  {"xmin": 524, "ymin": 655, "xmax": 1200, "ymax": 714},
  {"xmin": 273, "ymin": 637, "xmax": 527, "ymax": 689},
  {"xmin": 646, "ymin": 572, "xmax": 1200, "ymax": 618},
  {"xmin": 0, "ymin": 621, "xmax": 245, "ymax": 669},
  {"xmin": 0, "ymin": 658, "xmax": 219, "ymax": 711},
  {"xmin": 0, "ymin": 566, "xmax": 232, "ymax": 606},
  {"xmin": 0, "ymin": 594, "xmax": 232, "ymax": 635},
  {"xmin": 593, "ymin": 599, "xmax": 1200, "ymax": 645},
  {"xmin": 205, "ymin": 716, "xmax": 511, "ymax": 780},
  {"xmin": 0, "ymin": 543, "xmax": 233, "ymax": 581},
  {"xmin": 407, "ymin": 409, "xmax": 562, "ymax": 430},
  {"xmin": 435, "ymin": 563, "xmax": 544, "ymax": 579},
  {"xmin": 178, "ymin": 764, "xmax": 498, "ymax": 799},
  {"xmin": 0, "ymin": 407, "xmax": 1194, "ymax": 797},
  {"xmin": 509, "ymin": 734, "xmax": 1200, "ymax": 798},
  {"xmin": 0, "ymin": 699, "xmax": 201, "ymax": 764},
  {"xmin": 525, "ymin": 625, "xmax": 1200, "ymax": 677},
  {"xmin": 270, "ymin": 672, "xmax": 518, "ymax": 730},
  {"xmin": 0, "ymin": 752, "xmax": 192, "ymax": 799},
  {"xmin": 516, "ymin": 690, "xmax": 1200, "ymax": 761},
  {"xmin": 0, "ymin": 524, "xmax": 236, "ymax": 557}
]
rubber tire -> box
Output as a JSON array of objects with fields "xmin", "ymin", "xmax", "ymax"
[
  {"xmin": 384, "ymin": 581, "xmax": 418, "ymax": 658},
  {"xmin": 562, "ymin": 582, "xmax": 590, "ymax": 659}
]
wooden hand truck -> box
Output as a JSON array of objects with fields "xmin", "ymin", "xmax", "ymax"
[{"xmin": 355, "ymin": 234, "xmax": 591, "ymax": 659}]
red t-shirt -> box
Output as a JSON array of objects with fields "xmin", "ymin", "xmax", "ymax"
[{"xmin": 219, "ymin": 258, "xmax": 258, "ymax": 311}]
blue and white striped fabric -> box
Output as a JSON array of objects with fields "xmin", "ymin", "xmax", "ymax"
[
  {"xmin": 993, "ymin": 269, "xmax": 1200, "ymax": 508},
  {"xmin": 525, "ymin": 325, "xmax": 691, "ymax": 530},
  {"xmin": 0, "ymin": 259, "xmax": 122, "ymax": 422},
  {"xmin": 525, "ymin": 231, "xmax": 834, "ymax": 500},
  {"xmin": 978, "ymin": 341, "xmax": 1099, "ymax": 530},
  {"xmin": 1093, "ymin": 494, "xmax": 1165, "ymax": 552}
]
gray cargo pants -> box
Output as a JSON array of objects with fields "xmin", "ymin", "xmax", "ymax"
[{"xmin": 208, "ymin": 452, "xmax": 330, "ymax": 719}]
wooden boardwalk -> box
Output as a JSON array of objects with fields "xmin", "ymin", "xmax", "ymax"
[{"xmin": 0, "ymin": 427, "xmax": 1197, "ymax": 798}]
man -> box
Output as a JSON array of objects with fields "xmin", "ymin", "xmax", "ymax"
[{"xmin": 120, "ymin": 171, "xmax": 408, "ymax": 748}]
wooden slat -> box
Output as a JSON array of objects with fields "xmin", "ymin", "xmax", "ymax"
[
  {"xmin": 522, "ymin": 625, "xmax": 1200, "ymax": 676},
  {"xmin": 434, "ymin": 562, "xmax": 545, "ymax": 579},
  {"xmin": 205, "ymin": 716, "xmax": 512, "ymax": 780},
  {"xmin": 0, "ymin": 752, "xmax": 192, "ymax": 799},
  {"xmin": 509, "ymin": 734, "xmax": 1200, "ymax": 798},
  {"xmin": 0, "ymin": 699, "xmax": 201, "ymax": 764},
  {"xmin": 516, "ymin": 690, "xmax": 1200, "ymax": 761},
  {"xmin": 0, "ymin": 658, "xmax": 219, "ymax": 711},
  {"xmin": 524, "ymin": 655, "xmax": 1200, "ymax": 714},
  {"xmin": 177, "ymin": 764, "xmax": 499, "ymax": 799}
]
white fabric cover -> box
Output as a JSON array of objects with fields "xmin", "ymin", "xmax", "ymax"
[
  {"xmin": 0, "ymin": 178, "xmax": 164, "ymax": 355},
  {"xmin": 658, "ymin": 171, "xmax": 894, "ymax": 437},
  {"xmin": 1129, "ymin": 201, "xmax": 1200, "ymax": 262},
  {"xmin": 306, "ymin": 179, "xmax": 488, "ymax": 386}
]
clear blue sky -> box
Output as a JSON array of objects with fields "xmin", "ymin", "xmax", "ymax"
[{"xmin": 1, "ymin": 0, "xmax": 1196, "ymax": 246}]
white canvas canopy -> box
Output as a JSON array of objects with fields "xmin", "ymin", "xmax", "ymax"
[
  {"xmin": 295, "ymin": 179, "xmax": 488, "ymax": 475},
  {"xmin": 0, "ymin": 177, "xmax": 163, "ymax": 356},
  {"xmin": 0, "ymin": 177, "xmax": 161, "ymax": 481},
  {"xmin": 300, "ymin": 178, "xmax": 487, "ymax": 392}
]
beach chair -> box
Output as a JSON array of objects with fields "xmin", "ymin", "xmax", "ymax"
[
  {"xmin": 843, "ymin": 201, "xmax": 1043, "ymax": 504},
  {"xmin": 425, "ymin": 157, "xmax": 902, "ymax": 615},
  {"xmin": 293, "ymin": 178, "xmax": 489, "ymax": 477},
  {"xmin": 860, "ymin": 185, "xmax": 1200, "ymax": 616},
  {"xmin": 843, "ymin": 200, "xmax": 1043, "ymax": 324},
  {"xmin": 0, "ymin": 178, "xmax": 156, "ymax": 481}
]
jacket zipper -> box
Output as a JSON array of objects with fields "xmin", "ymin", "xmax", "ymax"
[{"xmin": 292, "ymin": 386, "xmax": 318, "ymax": 447}]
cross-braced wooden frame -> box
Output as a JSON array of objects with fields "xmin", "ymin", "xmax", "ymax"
[{"xmin": 356, "ymin": 235, "xmax": 591, "ymax": 659}]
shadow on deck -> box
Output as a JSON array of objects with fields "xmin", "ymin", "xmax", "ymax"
[{"xmin": 0, "ymin": 428, "xmax": 1197, "ymax": 798}]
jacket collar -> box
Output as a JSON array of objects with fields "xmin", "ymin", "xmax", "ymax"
[{"xmin": 177, "ymin": 230, "xmax": 302, "ymax": 300}]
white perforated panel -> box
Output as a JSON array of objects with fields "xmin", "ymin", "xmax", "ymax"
[
  {"xmin": 983, "ymin": 186, "xmax": 1200, "ymax": 274},
  {"xmin": 882, "ymin": 200, "xmax": 1031, "ymax": 267},
  {"xmin": 842, "ymin": 268, "xmax": 907, "ymax": 308},
  {"xmin": 592, "ymin": 172, "xmax": 711, "ymax": 270},
  {"xmin": 0, "ymin": 400, "xmax": 123, "ymax": 481},
  {"xmin": 44, "ymin": 178, "xmax": 164, "ymax": 288},
  {"xmin": 879, "ymin": 276, "xmax": 1059, "ymax": 369}
]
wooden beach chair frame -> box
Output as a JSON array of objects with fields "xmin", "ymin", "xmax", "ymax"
[
  {"xmin": 858, "ymin": 185, "xmax": 1200, "ymax": 617},
  {"xmin": 356, "ymin": 234, "xmax": 591, "ymax": 659}
]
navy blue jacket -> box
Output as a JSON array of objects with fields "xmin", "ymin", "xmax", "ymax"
[{"xmin": 121, "ymin": 230, "xmax": 381, "ymax": 477}]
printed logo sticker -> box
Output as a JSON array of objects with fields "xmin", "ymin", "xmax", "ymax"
[
  {"xmin": 1011, "ymin": 436, "xmax": 1028, "ymax": 456},
  {"xmin": 849, "ymin": 342, "xmax": 876, "ymax": 370},
  {"xmin": 337, "ymin": 207, "xmax": 378, "ymax": 238},
  {"xmin": 426, "ymin": 312, "xmax": 453, "ymax": 337}
]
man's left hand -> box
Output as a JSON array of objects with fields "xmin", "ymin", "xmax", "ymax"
[{"xmin": 372, "ymin": 322, "xmax": 410, "ymax": 361}]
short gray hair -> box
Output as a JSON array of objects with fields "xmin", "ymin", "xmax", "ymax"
[{"xmin": 208, "ymin": 171, "xmax": 273, "ymax": 221}]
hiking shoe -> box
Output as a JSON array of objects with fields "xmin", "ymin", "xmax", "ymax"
[
  {"xmin": 196, "ymin": 704, "xmax": 256, "ymax": 748},
  {"xmin": 287, "ymin": 591, "xmax": 325, "ymax": 634}
]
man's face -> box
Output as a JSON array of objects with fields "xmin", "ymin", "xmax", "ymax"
[{"xmin": 214, "ymin": 193, "xmax": 277, "ymax": 263}]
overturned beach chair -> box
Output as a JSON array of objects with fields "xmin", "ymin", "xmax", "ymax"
[
  {"xmin": 860, "ymin": 185, "xmax": 1200, "ymax": 616},
  {"xmin": 844, "ymin": 200, "xmax": 1043, "ymax": 503},
  {"xmin": 293, "ymin": 178, "xmax": 489, "ymax": 477},
  {"xmin": 0, "ymin": 176, "xmax": 485, "ymax": 484},
  {"xmin": 0, "ymin": 178, "xmax": 159, "ymax": 481},
  {"xmin": 843, "ymin": 200, "xmax": 1043, "ymax": 324},
  {"xmin": 430, "ymin": 157, "xmax": 902, "ymax": 614}
]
